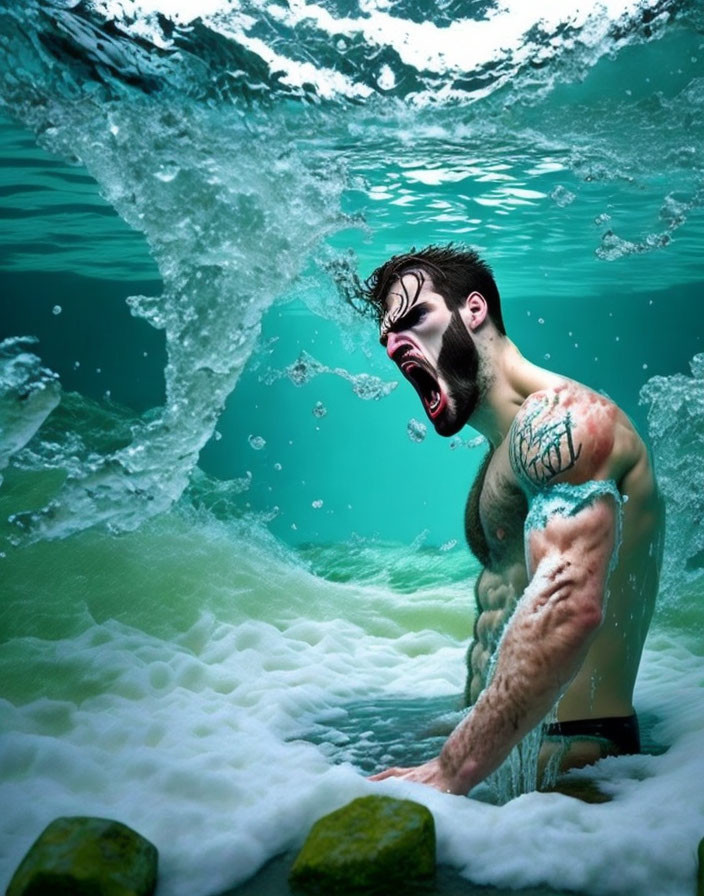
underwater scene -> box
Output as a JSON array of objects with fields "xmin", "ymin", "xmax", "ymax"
[{"xmin": 1, "ymin": 0, "xmax": 703, "ymax": 893}]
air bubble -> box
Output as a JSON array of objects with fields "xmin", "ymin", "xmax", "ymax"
[
  {"xmin": 312, "ymin": 499, "xmax": 323, "ymax": 509},
  {"xmin": 407, "ymin": 419, "xmax": 427, "ymax": 443},
  {"xmin": 538, "ymin": 318, "xmax": 545, "ymax": 325},
  {"xmin": 274, "ymin": 463, "xmax": 282, "ymax": 471},
  {"xmin": 312, "ymin": 401, "xmax": 327, "ymax": 418},
  {"xmin": 52, "ymin": 305, "xmax": 62, "ymax": 316},
  {"xmin": 248, "ymin": 435, "xmax": 266, "ymax": 450}
]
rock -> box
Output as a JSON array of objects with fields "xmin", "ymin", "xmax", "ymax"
[
  {"xmin": 289, "ymin": 795, "xmax": 435, "ymax": 895},
  {"xmin": 6, "ymin": 816, "xmax": 158, "ymax": 896},
  {"xmin": 697, "ymin": 837, "xmax": 704, "ymax": 896}
]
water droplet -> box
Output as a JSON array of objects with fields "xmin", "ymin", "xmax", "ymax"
[
  {"xmin": 248, "ymin": 435, "xmax": 266, "ymax": 450},
  {"xmin": 214, "ymin": 431, "xmax": 222, "ymax": 442},
  {"xmin": 312, "ymin": 499, "xmax": 323, "ymax": 509},
  {"xmin": 312, "ymin": 401, "xmax": 327, "ymax": 418},
  {"xmin": 642, "ymin": 363, "xmax": 648, "ymax": 370},
  {"xmin": 543, "ymin": 353, "xmax": 551, "ymax": 361},
  {"xmin": 538, "ymin": 318, "xmax": 545, "ymax": 325},
  {"xmin": 274, "ymin": 463, "xmax": 282, "ymax": 471},
  {"xmin": 73, "ymin": 361, "xmax": 80, "ymax": 369},
  {"xmin": 52, "ymin": 305, "xmax": 62, "ymax": 316},
  {"xmin": 407, "ymin": 419, "xmax": 427, "ymax": 443}
]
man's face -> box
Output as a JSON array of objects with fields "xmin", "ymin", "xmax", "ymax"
[{"xmin": 379, "ymin": 270, "xmax": 481, "ymax": 436}]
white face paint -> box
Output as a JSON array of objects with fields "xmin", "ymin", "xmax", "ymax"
[{"xmin": 379, "ymin": 269, "xmax": 427, "ymax": 345}]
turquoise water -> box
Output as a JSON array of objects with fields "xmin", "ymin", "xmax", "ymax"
[{"xmin": 1, "ymin": 1, "xmax": 704, "ymax": 894}]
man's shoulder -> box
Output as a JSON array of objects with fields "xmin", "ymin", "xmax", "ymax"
[{"xmin": 507, "ymin": 382, "xmax": 623, "ymax": 492}]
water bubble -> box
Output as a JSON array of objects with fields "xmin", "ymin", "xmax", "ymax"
[
  {"xmin": 274, "ymin": 463, "xmax": 282, "ymax": 471},
  {"xmin": 642, "ymin": 363, "xmax": 648, "ymax": 370},
  {"xmin": 248, "ymin": 435, "xmax": 266, "ymax": 450},
  {"xmin": 312, "ymin": 401, "xmax": 327, "ymax": 418},
  {"xmin": 214, "ymin": 431, "xmax": 222, "ymax": 441},
  {"xmin": 52, "ymin": 305, "xmax": 62, "ymax": 316},
  {"xmin": 407, "ymin": 419, "xmax": 427, "ymax": 443},
  {"xmin": 73, "ymin": 361, "xmax": 80, "ymax": 369},
  {"xmin": 440, "ymin": 539, "xmax": 457, "ymax": 552},
  {"xmin": 538, "ymin": 318, "xmax": 545, "ymax": 325},
  {"xmin": 549, "ymin": 185, "xmax": 576, "ymax": 208},
  {"xmin": 544, "ymin": 353, "xmax": 551, "ymax": 361},
  {"xmin": 96, "ymin": 368, "xmax": 102, "ymax": 374},
  {"xmin": 312, "ymin": 499, "xmax": 323, "ymax": 509},
  {"xmin": 377, "ymin": 65, "xmax": 396, "ymax": 90}
]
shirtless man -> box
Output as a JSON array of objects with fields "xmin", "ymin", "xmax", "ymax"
[{"xmin": 361, "ymin": 245, "xmax": 664, "ymax": 795}]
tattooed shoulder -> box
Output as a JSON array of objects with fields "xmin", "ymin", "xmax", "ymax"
[{"xmin": 508, "ymin": 387, "xmax": 615, "ymax": 492}]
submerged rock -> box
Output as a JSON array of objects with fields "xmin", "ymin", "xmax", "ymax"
[
  {"xmin": 289, "ymin": 795, "xmax": 435, "ymax": 894},
  {"xmin": 6, "ymin": 816, "xmax": 158, "ymax": 896}
]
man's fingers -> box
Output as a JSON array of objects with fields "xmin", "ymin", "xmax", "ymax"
[{"xmin": 368, "ymin": 767, "xmax": 410, "ymax": 781}]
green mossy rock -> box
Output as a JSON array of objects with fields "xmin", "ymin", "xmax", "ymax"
[
  {"xmin": 289, "ymin": 795, "xmax": 435, "ymax": 895},
  {"xmin": 6, "ymin": 816, "xmax": 158, "ymax": 896}
]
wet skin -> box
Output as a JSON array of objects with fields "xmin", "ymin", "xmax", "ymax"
[{"xmin": 373, "ymin": 272, "xmax": 665, "ymax": 791}]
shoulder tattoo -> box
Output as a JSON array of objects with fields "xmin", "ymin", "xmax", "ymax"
[{"xmin": 509, "ymin": 396, "xmax": 583, "ymax": 489}]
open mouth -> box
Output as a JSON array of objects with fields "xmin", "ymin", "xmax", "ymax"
[{"xmin": 400, "ymin": 357, "xmax": 447, "ymax": 420}]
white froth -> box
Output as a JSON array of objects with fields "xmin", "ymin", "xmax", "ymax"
[
  {"xmin": 86, "ymin": 0, "xmax": 668, "ymax": 100},
  {"xmin": 2, "ymin": 531, "xmax": 703, "ymax": 896}
]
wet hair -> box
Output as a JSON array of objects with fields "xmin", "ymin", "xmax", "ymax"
[{"xmin": 358, "ymin": 244, "xmax": 506, "ymax": 336}]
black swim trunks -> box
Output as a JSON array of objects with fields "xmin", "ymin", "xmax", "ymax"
[{"xmin": 543, "ymin": 714, "xmax": 641, "ymax": 755}]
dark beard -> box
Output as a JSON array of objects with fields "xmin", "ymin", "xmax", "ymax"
[{"xmin": 434, "ymin": 310, "xmax": 481, "ymax": 436}]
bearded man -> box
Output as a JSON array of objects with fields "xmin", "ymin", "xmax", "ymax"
[{"xmin": 361, "ymin": 245, "xmax": 664, "ymax": 795}]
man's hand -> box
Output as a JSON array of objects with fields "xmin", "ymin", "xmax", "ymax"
[{"xmin": 368, "ymin": 757, "xmax": 464, "ymax": 794}]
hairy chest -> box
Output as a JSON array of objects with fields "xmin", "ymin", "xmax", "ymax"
[{"xmin": 465, "ymin": 446, "xmax": 528, "ymax": 570}]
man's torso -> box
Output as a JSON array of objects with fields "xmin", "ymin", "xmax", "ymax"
[{"xmin": 464, "ymin": 380, "xmax": 665, "ymax": 728}]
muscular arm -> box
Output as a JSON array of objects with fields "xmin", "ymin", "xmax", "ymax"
[{"xmin": 438, "ymin": 487, "xmax": 619, "ymax": 792}]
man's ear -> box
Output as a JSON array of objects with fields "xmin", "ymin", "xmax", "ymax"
[{"xmin": 462, "ymin": 291, "xmax": 488, "ymax": 331}]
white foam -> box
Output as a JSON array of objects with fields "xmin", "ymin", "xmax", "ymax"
[{"xmin": 1, "ymin": 534, "xmax": 702, "ymax": 896}]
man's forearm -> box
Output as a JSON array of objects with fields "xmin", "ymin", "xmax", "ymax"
[{"xmin": 439, "ymin": 561, "xmax": 603, "ymax": 793}]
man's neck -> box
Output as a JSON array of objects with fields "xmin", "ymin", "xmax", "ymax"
[{"xmin": 467, "ymin": 338, "xmax": 562, "ymax": 448}]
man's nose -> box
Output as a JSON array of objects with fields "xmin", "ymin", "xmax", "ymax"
[{"xmin": 385, "ymin": 330, "xmax": 403, "ymax": 358}]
